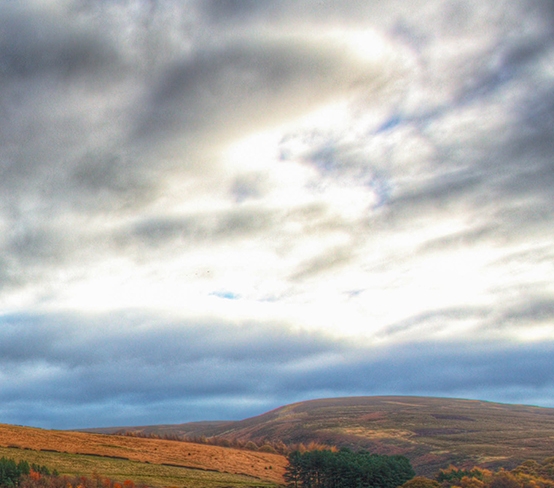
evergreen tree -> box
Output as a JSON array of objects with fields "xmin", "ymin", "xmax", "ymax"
[{"xmin": 285, "ymin": 448, "xmax": 415, "ymax": 488}]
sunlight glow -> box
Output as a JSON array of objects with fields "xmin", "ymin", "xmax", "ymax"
[{"xmin": 344, "ymin": 29, "xmax": 390, "ymax": 63}]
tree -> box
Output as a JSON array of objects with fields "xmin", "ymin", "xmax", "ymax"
[
  {"xmin": 490, "ymin": 471, "xmax": 521, "ymax": 488},
  {"xmin": 284, "ymin": 451, "xmax": 303, "ymax": 488},
  {"xmin": 401, "ymin": 476, "xmax": 441, "ymax": 488},
  {"xmin": 285, "ymin": 448, "xmax": 415, "ymax": 488}
]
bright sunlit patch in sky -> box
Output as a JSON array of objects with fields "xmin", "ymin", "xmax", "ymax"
[{"xmin": 345, "ymin": 29, "xmax": 390, "ymax": 63}]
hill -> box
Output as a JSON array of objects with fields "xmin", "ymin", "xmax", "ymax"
[
  {"xmin": 83, "ymin": 396, "xmax": 554, "ymax": 476},
  {"xmin": 0, "ymin": 422, "xmax": 286, "ymax": 487}
]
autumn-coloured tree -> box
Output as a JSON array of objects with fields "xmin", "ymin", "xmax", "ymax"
[
  {"xmin": 460, "ymin": 475, "xmax": 486, "ymax": 488},
  {"xmin": 401, "ymin": 476, "xmax": 441, "ymax": 488}
]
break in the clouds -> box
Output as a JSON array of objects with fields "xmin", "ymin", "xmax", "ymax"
[{"xmin": 0, "ymin": 0, "xmax": 553, "ymax": 428}]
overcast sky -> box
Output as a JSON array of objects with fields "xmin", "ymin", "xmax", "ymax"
[{"xmin": 1, "ymin": 0, "xmax": 553, "ymax": 430}]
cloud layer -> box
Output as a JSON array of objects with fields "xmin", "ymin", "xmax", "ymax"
[
  {"xmin": 1, "ymin": 312, "xmax": 553, "ymax": 429},
  {"xmin": 0, "ymin": 0, "xmax": 553, "ymax": 428}
]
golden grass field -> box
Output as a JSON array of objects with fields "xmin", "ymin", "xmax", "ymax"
[{"xmin": 0, "ymin": 423, "xmax": 287, "ymax": 487}]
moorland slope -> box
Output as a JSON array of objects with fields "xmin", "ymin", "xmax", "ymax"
[
  {"xmin": 0, "ymin": 422, "xmax": 286, "ymax": 487},
  {"xmin": 85, "ymin": 396, "xmax": 554, "ymax": 476}
]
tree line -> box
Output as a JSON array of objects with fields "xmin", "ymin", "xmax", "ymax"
[
  {"xmin": 284, "ymin": 450, "xmax": 554, "ymax": 488},
  {"xmin": 284, "ymin": 448, "xmax": 415, "ymax": 488},
  {"xmin": 118, "ymin": 429, "xmax": 334, "ymax": 454},
  {"xmin": 402, "ymin": 457, "xmax": 554, "ymax": 488},
  {"xmin": 0, "ymin": 458, "xmax": 57, "ymax": 487},
  {"xmin": 0, "ymin": 457, "xmax": 147, "ymax": 488}
]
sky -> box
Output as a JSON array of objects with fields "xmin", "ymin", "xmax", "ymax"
[{"xmin": 0, "ymin": 0, "xmax": 553, "ymax": 430}]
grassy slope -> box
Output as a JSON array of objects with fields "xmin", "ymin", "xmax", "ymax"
[
  {"xmin": 87, "ymin": 396, "xmax": 554, "ymax": 476},
  {"xmin": 0, "ymin": 423, "xmax": 286, "ymax": 487}
]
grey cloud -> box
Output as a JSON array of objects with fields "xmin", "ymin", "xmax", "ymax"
[
  {"xmin": 495, "ymin": 295, "xmax": 554, "ymax": 325},
  {"xmin": 0, "ymin": 2, "xmax": 188, "ymax": 215},
  {"xmin": 0, "ymin": 312, "xmax": 348, "ymax": 426},
  {"xmin": 198, "ymin": 0, "xmax": 379, "ymax": 27},
  {"xmin": 367, "ymin": 3, "xmax": 554, "ymax": 231},
  {"xmin": 491, "ymin": 245, "xmax": 554, "ymax": 268},
  {"xmin": 2, "ymin": 310, "xmax": 553, "ymax": 429},
  {"xmin": 289, "ymin": 245, "xmax": 355, "ymax": 282},
  {"xmin": 390, "ymin": 171, "xmax": 484, "ymax": 213},
  {"xmin": 377, "ymin": 306, "xmax": 491, "ymax": 339},
  {"xmin": 453, "ymin": 33, "xmax": 554, "ymax": 106},
  {"xmin": 134, "ymin": 36, "xmax": 381, "ymax": 146},
  {"xmin": 230, "ymin": 173, "xmax": 268, "ymax": 203},
  {"xmin": 122, "ymin": 206, "xmax": 277, "ymax": 250},
  {"xmin": 0, "ymin": 312, "xmax": 341, "ymax": 370},
  {"xmin": 0, "ymin": 0, "xmax": 387, "ymax": 217},
  {"xmin": 199, "ymin": 0, "xmax": 280, "ymax": 24},
  {"xmin": 0, "ymin": 314, "xmax": 554, "ymax": 428},
  {"xmin": 0, "ymin": 4, "xmax": 118, "ymax": 82},
  {"xmin": 417, "ymin": 224, "xmax": 498, "ymax": 254},
  {"xmin": 66, "ymin": 152, "xmax": 154, "ymax": 205},
  {"xmin": 377, "ymin": 294, "xmax": 554, "ymax": 340},
  {"xmin": 6, "ymin": 223, "xmax": 70, "ymax": 265},
  {"xmin": 120, "ymin": 201, "xmax": 360, "ymax": 259},
  {"xmin": 278, "ymin": 341, "xmax": 554, "ymax": 401}
]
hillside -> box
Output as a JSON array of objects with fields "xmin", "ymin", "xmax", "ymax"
[
  {"xmin": 84, "ymin": 396, "xmax": 554, "ymax": 476},
  {"xmin": 0, "ymin": 422, "xmax": 286, "ymax": 487}
]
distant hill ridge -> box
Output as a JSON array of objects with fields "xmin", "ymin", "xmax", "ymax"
[{"xmin": 82, "ymin": 396, "xmax": 554, "ymax": 476}]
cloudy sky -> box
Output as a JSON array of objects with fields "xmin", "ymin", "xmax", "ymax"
[{"xmin": 1, "ymin": 0, "xmax": 553, "ymax": 430}]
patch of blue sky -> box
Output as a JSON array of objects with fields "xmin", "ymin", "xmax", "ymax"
[
  {"xmin": 210, "ymin": 291, "xmax": 240, "ymax": 300},
  {"xmin": 375, "ymin": 113, "xmax": 403, "ymax": 133}
]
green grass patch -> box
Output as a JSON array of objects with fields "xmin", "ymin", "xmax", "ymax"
[{"xmin": 0, "ymin": 447, "xmax": 280, "ymax": 488}]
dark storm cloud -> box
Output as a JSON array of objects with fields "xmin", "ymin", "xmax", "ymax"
[
  {"xmin": 0, "ymin": 312, "xmax": 342, "ymax": 379},
  {"xmin": 276, "ymin": 340, "xmax": 554, "ymax": 402},
  {"xmin": 0, "ymin": 312, "xmax": 348, "ymax": 426},
  {"xmin": 1, "ymin": 312, "xmax": 553, "ymax": 429}
]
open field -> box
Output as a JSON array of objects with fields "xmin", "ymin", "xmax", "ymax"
[
  {"xmin": 87, "ymin": 396, "xmax": 554, "ymax": 476},
  {"xmin": 0, "ymin": 423, "xmax": 286, "ymax": 487},
  {"xmin": 0, "ymin": 446, "xmax": 277, "ymax": 488}
]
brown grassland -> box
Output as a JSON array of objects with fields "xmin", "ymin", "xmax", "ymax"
[
  {"xmin": 89, "ymin": 397, "xmax": 554, "ymax": 476},
  {"xmin": 0, "ymin": 423, "xmax": 287, "ymax": 487},
  {"xmin": 4, "ymin": 396, "xmax": 554, "ymax": 486}
]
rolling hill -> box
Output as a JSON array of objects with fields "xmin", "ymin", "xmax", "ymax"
[
  {"xmin": 83, "ymin": 396, "xmax": 554, "ymax": 476},
  {"xmin": 0, "ymin": 422, "xmax": 286, "ymax": 487}
]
